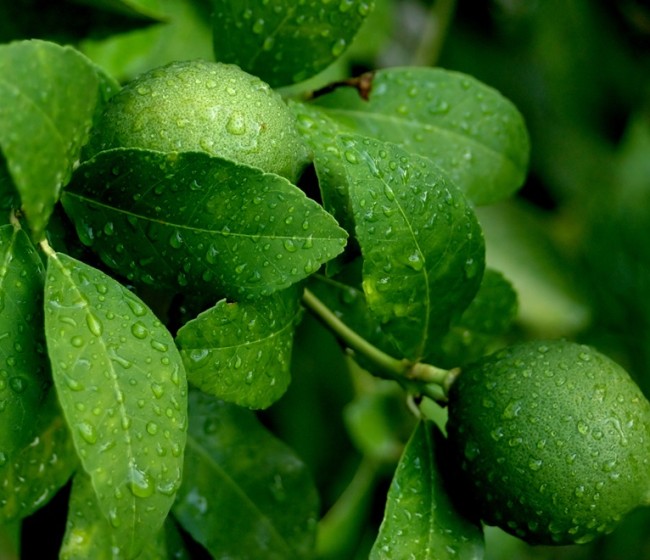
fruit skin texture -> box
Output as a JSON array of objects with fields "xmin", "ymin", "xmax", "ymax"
[
  {"xmin": 446, "ymin": 340, "xmax": 650, "ymax": 545},
  {"xmin": 85, "ymin": 59, "xmax": 310, "ymax": 182}
]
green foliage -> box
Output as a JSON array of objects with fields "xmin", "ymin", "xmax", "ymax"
[{"xmin": 1, "ymin": 2, "xmax": 650, "ymax": 559}]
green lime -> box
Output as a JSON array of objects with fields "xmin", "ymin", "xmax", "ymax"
[
  {"xmin": 446, "ymin": 340, "xmax": 650, "ymax": 545},
  {"xmin": 85, "ymin": 59, "xmax": 310, "ymax": 182}
]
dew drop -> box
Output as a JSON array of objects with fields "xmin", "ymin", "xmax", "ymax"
[
  {"xmin": 127, "ymin": 466, "xmax": 154, "ymax": 498},
  {"xmin": 146, "ymin": 422, "xmax": 159, "ymax": 435},
  {"xmin": 151, "ymin": 383, "xmax": 164, "ymax": 399},
  {"xmin": 331, "ymin": 38, "xmax": 346, "ymax": 57},
  {"xmin": 77, "ymin": 422, "xmax": 97, "ymax": 444},
  {"xmin": 150, "ymin": 340, "xmax": 168, "ymax": 353},
  {"xmin": 86, "ymin": 313, "xmax": 103, "ymax": 337},
  {"xmin": 131, "ymin": 321, "xmax": 148, "ymax": 340},
  {"xmin": 9, "ymin": 376, "xmax": 26, "ymax": 393},
  {"xmin": 226, "ymin": 112, "xmax": 247, "ymax": 135}
]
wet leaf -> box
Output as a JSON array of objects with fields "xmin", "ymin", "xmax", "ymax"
[
  {"xmin": 173, "ymin": 390, "xmax": 319, "ymax": 560},
  {"xmin": 62, "ymin": 148, "xmax": 347, "ymax": 300},
  {"xmin": 212, "ymin": 0, "xmax": 374, "ymax": 87},
  {"xmin": 44, "ymin": 253, "xmax": 187, "ymax": 560},
  {"xmin": 291, "ymin": 100, "xmax": 357, "ymax": 237},
  {"xmin": 0, "ymin": 40, "xmax": 102, "ymax": 240},
  {"xmin": 311, "ymin": 67, "xmax": 530, "ymax": 205},
  {"xmin": 0, "ymin": 390, "xmax": 77, "ymax": 523},
  {"xmin": 60, "ymin": 471, "xmax": 188, "ymax": 560},
  {"xmin": 428, "ymin": 268, "xmax": 518, "ymax": 368},
  {"xmin": 336, "ymin": 134, "xmax": 485, "ymax": 361},
  {"xmin": 176, "ymin": 287, "xmax": 301, "ymax": 409},
  {"xmin": 307, "ymin": 265, "xmax": 399, "ymax": 361},
  {"xmin": 370, "ymin": 421, "xmax": 484, "ymax": 560},
  {"xmin": 0, "ymin": 225, "xmax": 50, "ymax": 461}
]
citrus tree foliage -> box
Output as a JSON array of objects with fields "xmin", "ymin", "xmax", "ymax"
[{"xmin": 1, "ymin": 1, "xmax": 649, "ymax": 559}]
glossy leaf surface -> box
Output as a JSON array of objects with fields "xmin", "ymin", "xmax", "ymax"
[
  {"xmin": 176, "ymin": 287, "xmax": 301, "ymax": 409},
  {"xmin": 311, "ymin": 67, "xmax": 530, "ymax": 205},
  {"xmin": 0, "ymin": 225, "xmax": 50, "ymax": 460},
  {"xmin": 62, "ymin": 149, "xmax": 347, "ymax": 300},
  {"xmin": 371, "ymin": 421, "xmax": 484, "ymax": 559},
  {"xmin": 0, "ymin": 391, "xmax": 77, "ymax": 523},
  {"xmin": 337, "ymin": 134, "xmax": 485, "ymax": 361},
  {"xmin": 212, "ymin": 0, "xmax": 374, "ymax": 87},
  {"xmin": 173, "ymin": 390, "xmax": 319, "ymax": 560},
  {"xmin": 60, "ymin": 471, "xmax": 188, "ymax": 560},
  {"xmin": 44, "ymin": 253, "xmax": 187, "ymax": 559},
  {"xmin": 291, "ymin": 100, "xmax": 358, "ymax": 237},
  {"xmin": 0, "ymin": 40, "xmax": 101, "ymax": 240},
  {"xmin": 428, "ymin": 268, "xmax": 518, "ymax": 368}
]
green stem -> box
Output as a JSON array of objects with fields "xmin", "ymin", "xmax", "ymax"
[
  {"xmin": 301, "ymin": 288, "xmax": 454, "ymax": 400},
  {"xmin": 412, "ymin": 0, "xmax": 458, "ymax": 67},
  {"xmin": 316, "ymin": 456, "xmax": 380, "ymax": 560},
  {"xmin": 302, "ymin": 288, "xmax": 408, "ymax": 379}
]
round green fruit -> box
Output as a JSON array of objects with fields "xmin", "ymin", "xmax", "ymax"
[
  {"xmin": 85, "ymin": 59, "xmax": 310, "ymax": 182},
  {"xmin": 446, "ymin": 340, "xmax": 650, "ymax": 545}
]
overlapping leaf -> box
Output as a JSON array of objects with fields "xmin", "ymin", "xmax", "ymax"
[
  {"xmin": 0, "ymin": 391, "xmax": 77, "ymax": 523},
  {"xmin": 309, "ymin": 67, "xmax": 530, "ymax": 205},
  {"xmin": 0, "ymin": 40, "xmax": 103, "ymax": 240},
  {"xmin": 60, "ymin": 471, "xmax": 188, "ymax": 560},
  {"xmin": 291, "ymin": 100, "xmax": 358, "ymax": 237},
  {"xmin": 176, "ymin": 287, "xmax": 301, "ymax": 409},
  {"xmin": 335, "ymin": 134, "xmax": 485, "ymax": 361},
  {"xmin": 44, "ymin": 253, "xmax": 187, "ymax": 560},
  {"xmin": 0, "ymin": 225, "xmax": 50, "ymax": 460},
  {"xmin": 62, "ymin": 149, "xmax": 347, "ymax": 300},
  {"xmin": 428, "ymin": 268, "xmax": 518, "ymax": 368},
  {"xmin": 173, "ymin": 390, "xmax": 319, "ymax": 560},
  {"xmin": 212, "ymin": 0, "xmax": 374, "ymax": 87},
  {"xmin": 370, "ymin": 421, "xmax": 484, "ymax": 559}
]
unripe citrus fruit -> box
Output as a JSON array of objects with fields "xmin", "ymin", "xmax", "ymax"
[
  {"xmin": 85, "ymin": 59, "xmax": 310, "ymax": 182},
  {"xmin": 446, "ymin": 340, "xmax": 650, "ymax": 545}
]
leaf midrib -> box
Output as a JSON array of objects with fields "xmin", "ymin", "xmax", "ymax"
[{"xmin": 321, "ymin": 106, "xmax": 522, "ymax": 172}]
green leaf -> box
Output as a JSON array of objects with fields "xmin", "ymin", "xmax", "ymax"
[
  {"xmin": 428, "ymin": 268, "xmax": 518, "ymax": 368},
  {"xmin": 70, "ymin": 0, "xmax": 166, "ymax": 20},
  {"xmin": 291, "ymin": 100, "xmax": 358, "ymax": 238},
  {"xmin": 370, "ymin": 421, "xmax": 484, "ymax": 560},
  {"xmin": 80, "ymin": 0, "xmax": 214, "ymax": 83},
  {"xmin": 212, "ymin": 0, "xmax": 374, "ymax": 87},
  {"xmin": 0, "ymin": 390, "xmax": 77, "ymax": 523},
  {"xmin": 62, "ymin": 149, "xmax": 348, "ymax": 300},
  {"xmin": 0, "ymin": 225, "xmax": 50, "ymax": 460},
  {"xmin": 176, "ymin": 287, "xmax": 301, "ymax": 409},
  {"xmin": 0, "ymin": 40, "xmax": 102, "ymax": 240},
  {"xmin": 307, "ymin": 264, "xmax": 399, "ymax": 361},
  {"xmin": 310, "ymin": 67, "xmax": 530, "ymax": 205},
  {"xmin": 476, "ymin": 200, "xmax": 591, "ymax": 336},
  {"xmin": 336, "ymin": 134, "xmax": 485, "ymax": 361},
  {"xmin": 173, "ymin": 390, "xmax": 320, "ymax": 560},
  {"xmin": 60, "ymin": 471, "xmax": 188, "ymax": 560},
  {"xmin": 44, "ymin": 252, "xmax": 187, "ymax": 560}
]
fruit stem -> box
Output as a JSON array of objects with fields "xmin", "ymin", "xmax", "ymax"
[{"xmin": 302, "ymin": 288, "xmax": 453, "ymax": 400}]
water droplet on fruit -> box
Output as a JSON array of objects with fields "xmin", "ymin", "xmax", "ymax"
[{"xmin": 226, "ymin": 112, "xmax": 247, "ymax": 135}]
